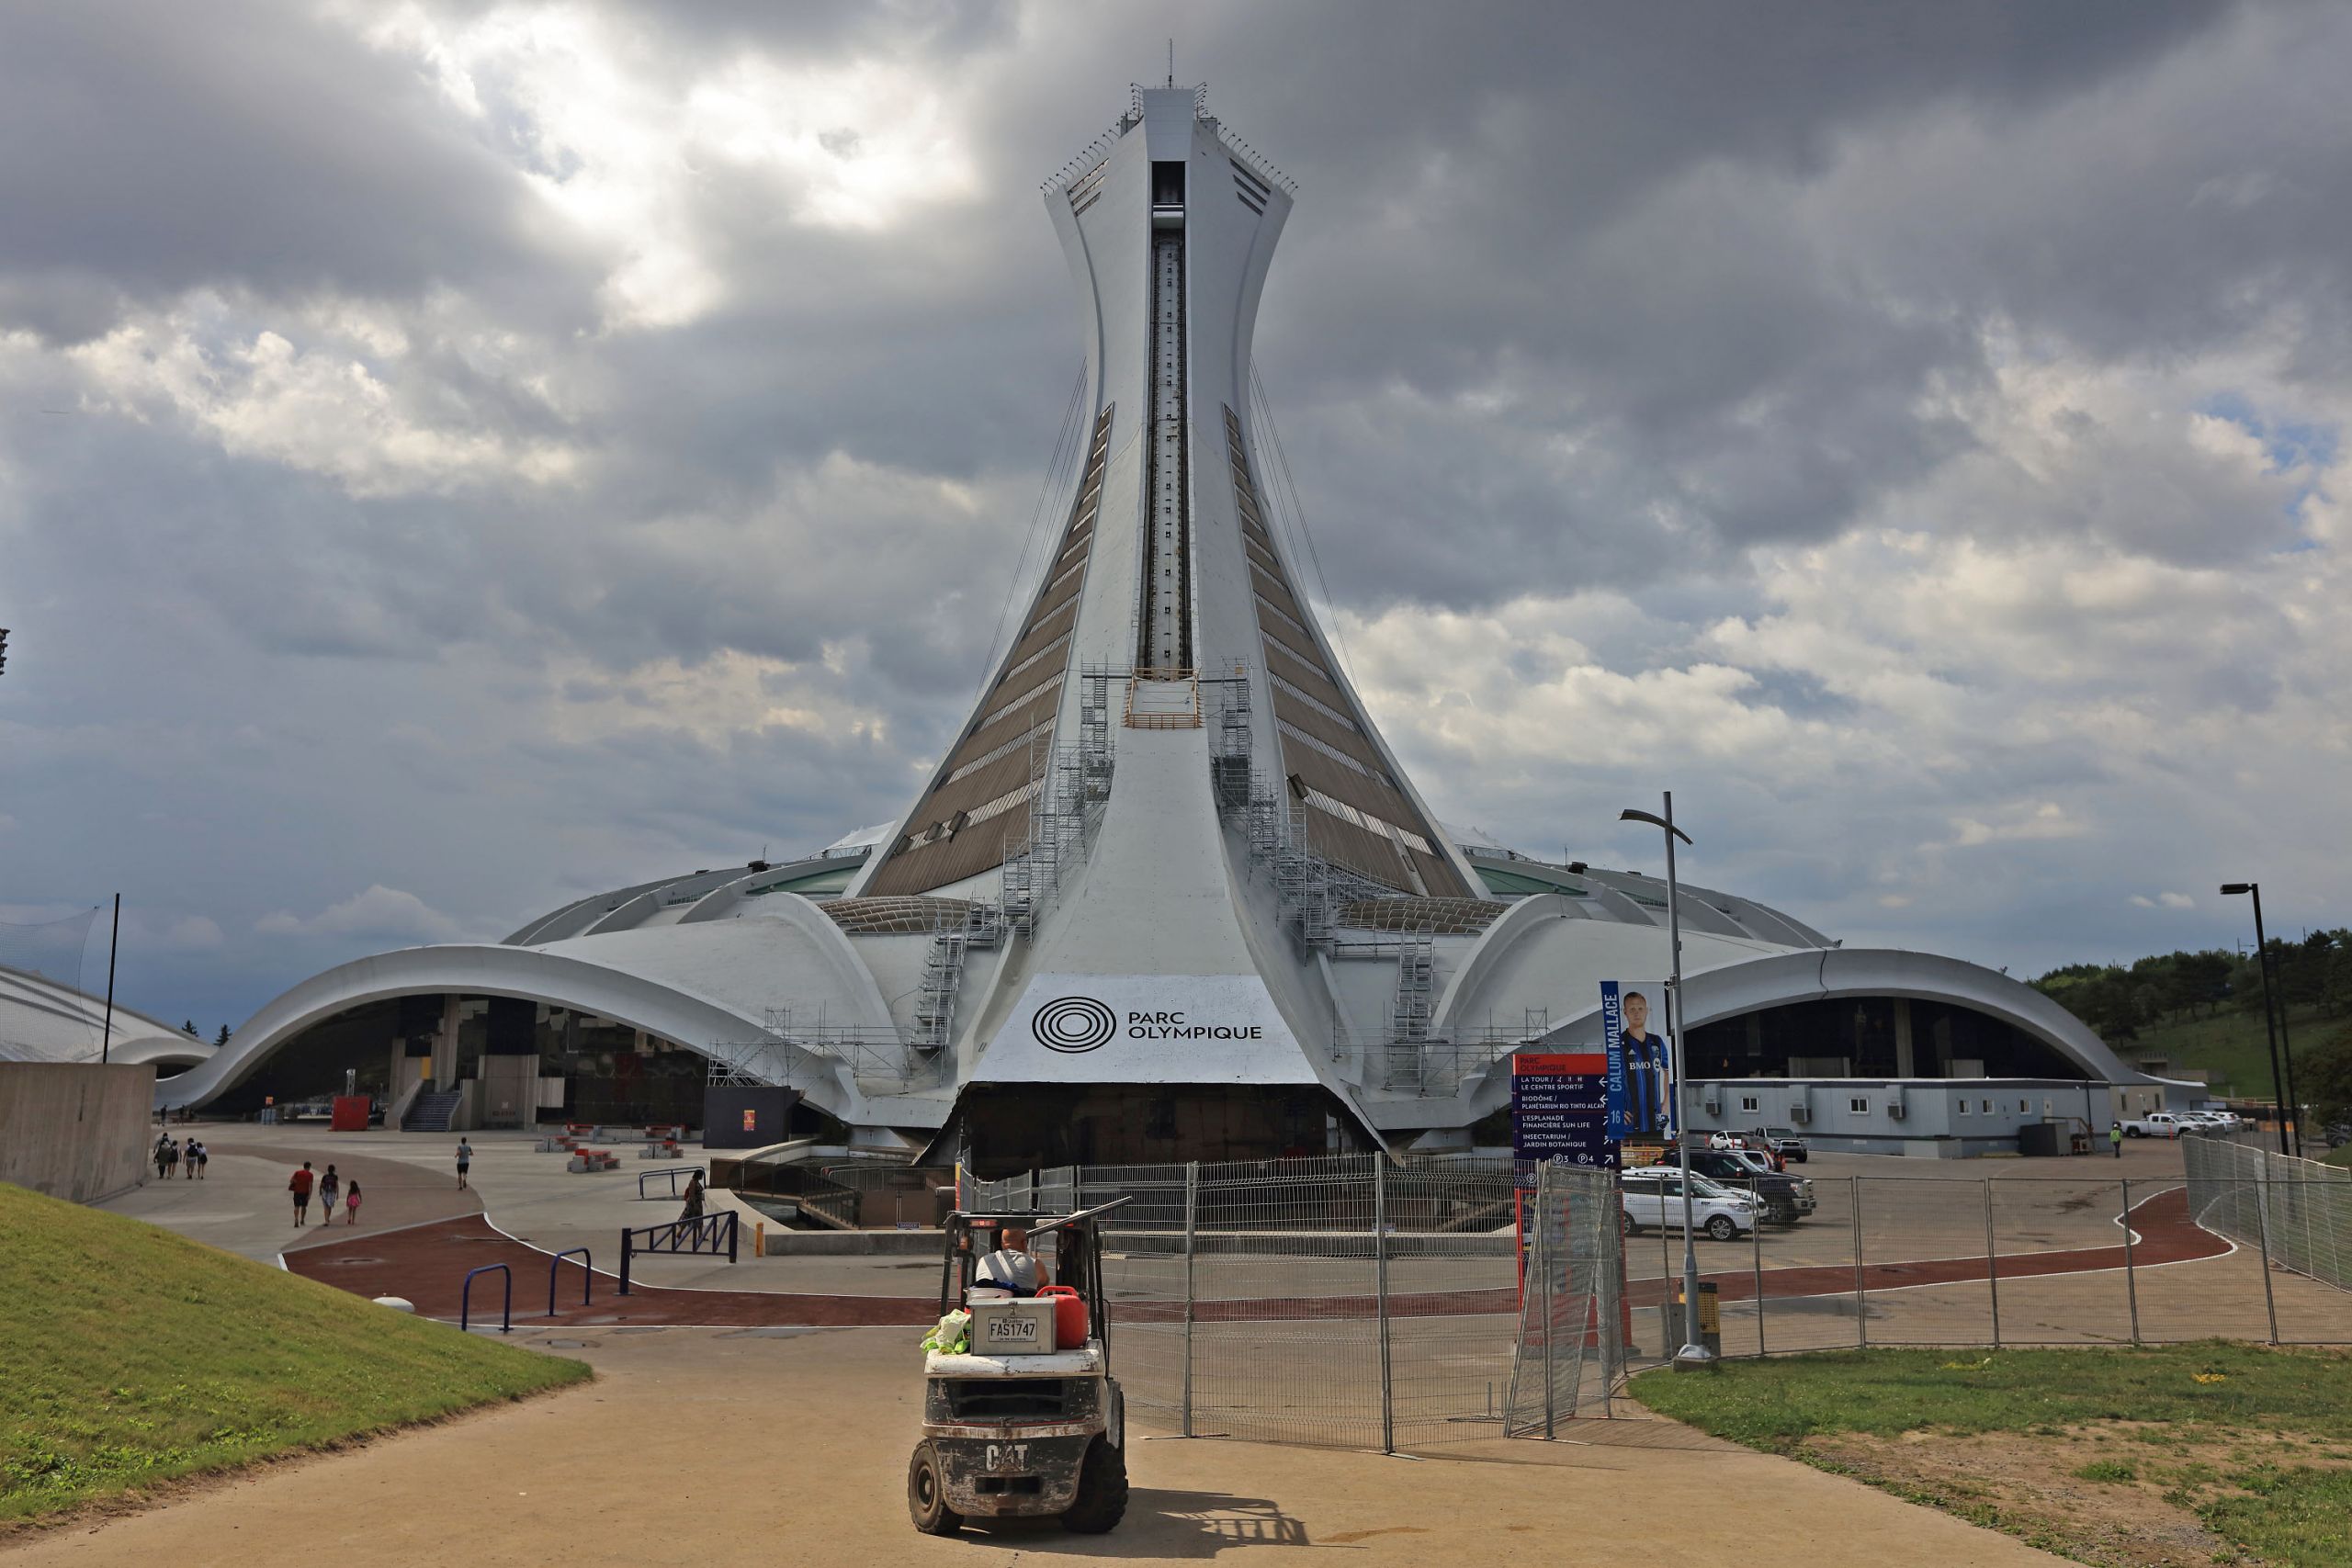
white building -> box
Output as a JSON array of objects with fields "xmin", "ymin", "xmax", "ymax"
[{"xmin": 158, "ymin": 85, "xmax": 2180, "ymax": 1163}]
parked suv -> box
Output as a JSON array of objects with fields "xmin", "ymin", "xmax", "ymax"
[
  {"xmin": 1620, "ymin": 1167, "xmax": 1760, "ymax": 1242},
  {"xmin": 1751, "ymin": 1127, "xmax": 1809, "ymax": 1164},
  {"xmin": 1679, "ymin": 1148, "xmax": 1815, "ymax": 1225}
]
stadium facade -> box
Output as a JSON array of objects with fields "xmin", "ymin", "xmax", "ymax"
[{"xmin": 157, "ymin": 85, "xmax": 2188, "ymax": 1163}]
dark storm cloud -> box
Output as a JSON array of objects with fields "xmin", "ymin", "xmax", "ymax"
[
  {"xmin": 0, "ymin": 0, "xmax": 588, "ymax": 341},
  {"xmin": 2, "ymin": 0, "xmax": 2346, "ymax": 1030}
]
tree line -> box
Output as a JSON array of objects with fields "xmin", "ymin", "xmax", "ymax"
[{"xmin": 2030, "ymin": 930, "xmax": 2352, "ymax": 1043}]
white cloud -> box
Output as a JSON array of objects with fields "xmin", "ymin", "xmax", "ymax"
[
  {"xmin": 256, "ymin": 886, "xmax": 466, "ymax": 944},
  {"xmin": 2131, "ymin": 892, "xmax": 2197, "ymax": 910}
]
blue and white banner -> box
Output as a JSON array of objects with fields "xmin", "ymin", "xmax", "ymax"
[{"xmin": 1601, "ymin": 979, "xmax": 1672, "ymax": 1139}]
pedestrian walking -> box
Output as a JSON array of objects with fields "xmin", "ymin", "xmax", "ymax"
[
  {"xmin": 319, "ymin": 1165, "xmax": 340, "ymax": 1221},
  {"xmin": 154, "ymin": 1135, "xmax": 170, "ymax": 1180},
  {"xmin": 164, "ymin": 1138, "xmax": 180, "ymax": 1179},
  {"xmin": 2110, "ymin": 1121, "xmax": 2124, "ymax": 1158},
  {"xmin": 195, "ymin": 1141, "xmax": 209, "ymax": 1179},
  {"xmin": 289, "ymin": 1161, "xmax": 314, "ymax": 1225},
  {"xmin": 679, "ymin": 1170, "xmax": 706, "ymax": 1222},
  {"xmin": 343, "ymin": 1180, "xmax": 361, "ymax": 1225},
  {"xmin": 455, "ymin": 1139, "xmax": 473, "ymax": 1190},
  {"xmin": 185, "ymin": 1137, "xmax": 198, "ymax": 1179}
]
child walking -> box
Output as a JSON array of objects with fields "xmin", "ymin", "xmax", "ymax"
[{"xmin": 342, "ymin": 1180, "xmax": 362, "ymax": 1225}]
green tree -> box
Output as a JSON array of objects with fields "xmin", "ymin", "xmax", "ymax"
[
  {"xmin": 214, "ymin": 1024, "xmax": 231, "ymax": 1047},
  {"xmin": 181, "ymin": 1020, "xmax": 198, "ymax": 1037},
  {"xmin": 2299, "ymin": 1025, "xmax": 2352, "ymax": 1136}
]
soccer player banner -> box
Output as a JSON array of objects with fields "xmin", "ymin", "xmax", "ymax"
[{"xmin": 1600, "ymin": 979, "xmax": 1673, "ymax": 1140}]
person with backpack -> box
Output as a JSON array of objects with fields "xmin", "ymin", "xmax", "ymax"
[
  {"xmin": 185, "ymin": 1137, "xmax": 199, "ymax": 1179},
  {"xmin": 342, "ymin": 1180, "xmax": 362, "ymax": 1225},
  {"xmin": 289, "ymin": 1161, "xmax": 315, "ymax": 1225},
  {"xmin": 154, "ymin": 1135, "xmax": 170, "ymax": 1180},
  {"xmin": 194, "ymin": 1142, "xmax": 209, "ymax": 1179},
  {"xmin": 164, "ymin": 1138, "xmax": 179, "ymax": 1179},
  {"xmin": 319, "ymin": 1165, "xmax": 340, "ymax": 1221}
]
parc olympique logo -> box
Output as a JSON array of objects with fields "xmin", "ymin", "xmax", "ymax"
[{"xmin": 1031, "ymin": 997, "xmax": 1267, "ymax": 1052}]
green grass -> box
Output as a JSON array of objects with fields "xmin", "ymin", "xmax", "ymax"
[
  {"xmin": 1634, "ymin": 1347, "xmax": 2352, "ymax": 1567},
  {"xmin": 1631, "ymin": 1343, "xmax": 2350, "ymax": 1445},
  {"xmin": 0, "ymin": 1181, "xmax": 589, "ymax": 1524},
  {"xmin": 2122, "ymin": 1005, "xmax": 2331, "ymax": 1100}
]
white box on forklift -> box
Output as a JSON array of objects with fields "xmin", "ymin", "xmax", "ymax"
[{"xmin": 968, "ymin": 1298, "xmax": 1056, "ymax": 1354}]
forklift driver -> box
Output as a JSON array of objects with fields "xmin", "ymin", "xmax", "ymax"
[{"xmin": 975, "ymin": 1225, "xmax": 1049, "ymax": 1296}]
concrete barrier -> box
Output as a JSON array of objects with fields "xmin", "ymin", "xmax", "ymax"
[{"xmin": 0, "ymin": 1062, "xmax": 156, "ymax": 1203}]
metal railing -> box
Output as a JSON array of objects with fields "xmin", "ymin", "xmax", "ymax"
[
  {"xmin": 618, "ymin": 1211, "xmax": 738, "ymax": 1294},
  {"xmin": 638, "ymin": 1166, "xmax": 705, "ymax": 1201},
  {"xmin": 958, "ymin": 1152, "xmax": 2352, "ymax": 1455},
  {"xmin": 461, "ymin": 1263, "xmax": 511, "ymax": 1334},
  {"xmin": 548, "ymin": 1248, "xmax": 593, "ymax": 1316}
]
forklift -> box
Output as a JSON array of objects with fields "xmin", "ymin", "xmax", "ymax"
[{"xmin": 908, "ymin": 1198, "xmax": 1132, "ymax": 1535}]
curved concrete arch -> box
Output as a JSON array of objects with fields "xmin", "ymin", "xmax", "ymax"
[
  {"xmin": 153, "ymin": 942, "xmax": 866, "ymax": 1119},
  {"xmin": 1457, "ymin": 945, "xmax": 2141, "ymax": 1122}
]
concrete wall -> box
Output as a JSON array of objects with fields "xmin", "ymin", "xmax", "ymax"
[{"xmin": 0, "ymin": 1062, "xmax": 156, "ymax": 1202}]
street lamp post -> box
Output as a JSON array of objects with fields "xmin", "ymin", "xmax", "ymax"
[
  {"xmin": 1621, "ymin": 795, "xmax": 1712, "ymax": 1370},
  {"xmin": 2221, "ymin": 883, "xmax": 2300, "ymax": 1157}
]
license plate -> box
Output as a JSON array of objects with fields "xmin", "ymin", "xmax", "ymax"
[{"xmin": 985, "ymin": 1318, "xmax": 1038, "ymax": 1344}]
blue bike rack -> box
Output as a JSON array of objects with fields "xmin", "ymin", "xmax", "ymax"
[
  {"xmin": 461, "ymin": 1263, "xmax": 512, "ymax": 1334},
  {"xmin": 637, "ymin": 1166, "xmax": 705, "ymax": 1201},
  {"xmin": 548, "ymin": 1247, "xmax": 593, "ymax": 1316}
]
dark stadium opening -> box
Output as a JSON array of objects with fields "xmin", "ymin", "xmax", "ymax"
[
  {"xmin": 1682, "ymin": 997, "xmax": 2086, "ymax": 1081},
  {"xmin": 956, "ymin": 1084, "xmax": 1366, "ymax": 1176}
]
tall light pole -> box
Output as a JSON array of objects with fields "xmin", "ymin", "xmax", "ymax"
[
  {"xmin": 1621, "ymin": 795, "xmax": 1712, "ymax": 1370},
  {"xmin": 2222, "ymin": 883, "xmax": 2300, "ymax": 1156}
]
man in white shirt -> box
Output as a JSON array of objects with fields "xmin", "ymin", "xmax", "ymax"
[{"xmin": 975, "ymin": 1225, "xmax": 1048, "ymax": 1295}]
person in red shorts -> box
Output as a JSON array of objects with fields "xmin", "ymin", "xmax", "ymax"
[{"xmin": 289, "ymin": 1160, "xmax": 314, "ymax": 1225}]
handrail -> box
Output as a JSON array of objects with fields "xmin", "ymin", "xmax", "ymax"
[
  {"xmin": 638, "ymin": 1166, "xmax": 706, "ymax": 1200},
  {"xmin": 462, "ymin": 1263, "xmax": 512, "ymax": 1334},
  {"xmin": 548, "ymin": 1247, "xmax": 592, "ymax": 1316},
  {"xmin": 618, "ymin": 1210, "xmax": 739, "ymax": 1295}
]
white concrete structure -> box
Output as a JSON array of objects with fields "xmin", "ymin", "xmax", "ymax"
[
  {"xmin": 163, "ymin": 84, "xmax": 2172, "ymax": 1162},
  {"xmin": 0, "ymin": 964, "xmax": 210, "ymax": 1075}
]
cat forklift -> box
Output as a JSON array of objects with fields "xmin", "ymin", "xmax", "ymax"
[{"xmin": 908, "ymin": 1197, "xmax": 1132, "ymax": 1535}]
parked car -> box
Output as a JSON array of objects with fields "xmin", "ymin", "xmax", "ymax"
[
  {"xmin": 2120, "ymin": 1111, "xmax": 2210, "ymax": 1139},
  {"xmin": 1620, "ymin": 1167, "xmax": 1760, "ymax": 1242},
  {"xmin": 1753, "ymin": 1127, "xmax": 1810, "ymax": 1164},
  {"xmin": 2194, "ymin": 1110, "xmax": 2241, "ymax": 1132},
  {"xmin": 1679, "ymin": 1148, "xmax": 1815, "ymax": 1224}
]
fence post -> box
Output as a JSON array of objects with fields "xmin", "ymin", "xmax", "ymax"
[
  {"xmin": 1182, "ymin": 1161, "xmax": 1198, "ymax": 1439},
  {"xmin": 1983, "ymin": 1179, "xmax": 2001, "ymax": 1350},
  {"xmin": 619, "ymin": 1230, "xmax": 632, "ymax": 1296},
  {"xmin": 2119, "ymin": 1177, "xmax": 2141, "ymax": 1346},
  {"xmin": 1751, "ymin": 1193, "xmax": 1766, "ymax": 1359},
  {"xmin": 2255, "ymin": 1174, "xmax": 2280, "ymax": 1346},
  {"xmin": 1850, "ymin": 1177, "xmax": 1868, "ymax": 1349},
  {"xmin": 1539, "ymin": 1164, "xmax": 1555, "ymax": 1438},
  {"xmin": 1375, "ymin": 1155, "xmax": 1395, "ymax": 1455},
  {"xmin": 728, "ymin": 1209, "xmax": 739, "ymax": 1265}
]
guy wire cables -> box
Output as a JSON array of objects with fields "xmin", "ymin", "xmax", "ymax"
[
  {"xmin": 1249, "ymin": 364, "xmax": 1361, "ymax": 690},
  {"xmin": 965, "ymin": 366, "xmax": 1090, "ymax": 713}
]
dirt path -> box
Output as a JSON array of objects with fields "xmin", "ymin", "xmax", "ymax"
[{"xmin": 0, "ymin": 1326, "xmax": 2064, "ymax": 1567}]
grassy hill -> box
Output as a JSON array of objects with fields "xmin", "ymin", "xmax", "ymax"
[
  {"xmin": 2118, "ymin": 1004, "xmax": 2336, "ymax": 1102},
  {"xmin": 0, "ymin": 1181, "xmax": 588, "ymax": 1526}
]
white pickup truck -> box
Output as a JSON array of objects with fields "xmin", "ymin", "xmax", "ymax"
[{"xmin": 2120, "ymin": 1111, "xmax": 2201, "ymax": 1139}]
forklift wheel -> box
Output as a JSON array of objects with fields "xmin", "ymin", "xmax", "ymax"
[
  {"xmin": 908, "ymin": 1441, "xmax": 964, "ymax": 1536},
  {"xmin": 1059, "ymin": 1437, "xmax": 1129, "ymax": 1534}
]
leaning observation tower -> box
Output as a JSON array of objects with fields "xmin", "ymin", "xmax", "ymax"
[{"xmin": 164, "ymin": 84, "xmax": 2159, "ymax": 1169}]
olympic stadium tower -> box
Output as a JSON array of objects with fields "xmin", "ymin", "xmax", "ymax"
[{"xmin": 165, "ymin": 86, "xmax": 2176, "ymax": 1168}]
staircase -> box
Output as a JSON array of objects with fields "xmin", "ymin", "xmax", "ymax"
[{"xmin": 404, "ymin": 1089, "xmax": 461, "ymax": 1133}]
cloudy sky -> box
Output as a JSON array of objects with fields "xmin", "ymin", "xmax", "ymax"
[{"xmin": 2, "ymin": 0, "xmax": 2346, "ymax": 1034}]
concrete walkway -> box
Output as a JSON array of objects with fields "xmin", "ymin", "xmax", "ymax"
[{"xmin": 0, "ymin": 1326, "xmax": 2064, "ymax": 1567}]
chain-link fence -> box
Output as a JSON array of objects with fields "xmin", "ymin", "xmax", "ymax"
[
  {"xmin": 2186, "ymin": 1137, "xmax": 2352, "ymax": 1293},
  {"xmin": 963, "ymin": 1151, "xmax": 2352, "ymax": 1454}
]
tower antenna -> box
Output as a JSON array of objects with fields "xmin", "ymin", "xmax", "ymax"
[{"xmin": 1168, "ymin": 39, "xmax": 1174, "ymax": 88}]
